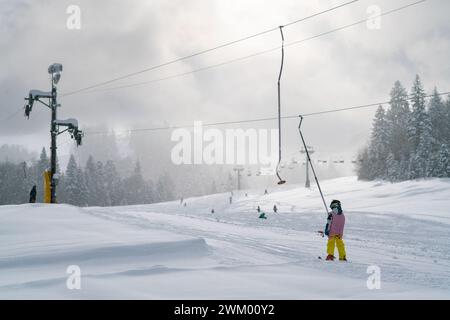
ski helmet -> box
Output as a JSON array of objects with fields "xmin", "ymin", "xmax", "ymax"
[{"xmin": 330, "ymin": 199, "xmax": 341, "ymax": 209}]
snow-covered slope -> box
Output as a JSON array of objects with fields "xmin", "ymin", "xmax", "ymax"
[{"xmin": 1, "ymin": 177, "xmax": 449, "ymax": 299}]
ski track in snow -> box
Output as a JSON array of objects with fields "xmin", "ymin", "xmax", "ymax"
[
  {"xmin": 82, "ymin": 205, "xmax": 450, "ymax": 292},
  {"xmin": 1, "ymin": 176, "xmax": 449, "ymax": 299}
]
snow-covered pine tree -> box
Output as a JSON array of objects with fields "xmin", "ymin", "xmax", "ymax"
[
  {"xmin": 104, "ymin": 160, "xmax": 124, "ymax": 206},
  {"xmin": 155, "ymin": 178, "xmax": 164, "ymax": 203},
  {"xmin": 368, "ymin": 105, "xmax": 389, "ymax": 179},
  {"xmin": 0, "ymin": 163, "xmax": 8, "ymax": 204},
  {"xmin": 425, "ymin": 88, "xmax": 447, "ymax": 177},
  {"xmin": 385, "ymin": 81, "xmax": 410, "ymax": 180},
  {"xmin": 76, "ymin": 166, "xmax": 89, "ymax": 206},
  {"xmin": 123, "ymin": 161, "xmax": 146, "ymax": 205},
  {"xmin": 21, "ymin": 161, "xmax": 33, "ymax": 203},
  {"xmin": 445, "ymin": 95, "xmax": 450, "ymax": 143},
  {"xmin": 0, "ymin": 162, "xmax": 28, "ymax": 204},
  {"xmin": 386, "ymin": 152, "xmax": 401, "ymax": 182},
  {"xmin": 415, "ymin": 112, "xmax": 434, "ymax": 178},
  {"xmin": 408, "ymin": 76, "xmax": 435, "ymax": 179},
  {"xmin": 36, "ymin": 147, "xmax": 49, "ymax": 202},
  {"xmin": 64, "ymin": 155, "xmax": 81, "ymax": 205},
  {"xmin": 428, "ymin": 88, "xmax": 447, "ymax": 147},
  {"xmin": 408, "ymin": 75, "xmax": 427, "ymax": 151},
  {"xmin": 435, "ymin": 144, "xmax": 450, "ymax": 178},
  {"xmin": 356, "ymin": 147, "xmax": 370, "ymax": 180},
  {"xmin": 0, "ymin": 163, "xmax": 9, "ymax": 204},
  {"xmin": 57, "ymin": 172, "xmax": 67, "ymax": 203},
  {"xmin": 84, "ymin": 155, "xmax": 99, "ymax": 206},
  {"xmin": 95, "ymin": 161, "xmax": 108, "ymax": 206},
  {"xmin": 155, "ymin": 172, "xmax": 176, "ymax": 202},
  {"xmin": 143, "ymin": 179, "xmax": 155, "ymax": 204}
]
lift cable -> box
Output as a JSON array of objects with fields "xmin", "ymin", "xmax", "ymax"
[
  {"xmin": 83, "ymin": 90, "xmax": 450, "ymax": 135},
  {"xmin": 63, "ymin": 0, "xmax": 426, "ymax": 97},
  {"xmin": 61, "ymin": 0, "xmax": 360, "ymax": 97}
]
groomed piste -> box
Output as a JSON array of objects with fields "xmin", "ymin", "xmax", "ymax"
[{"xmin": 1, "ymin": 176, "xmax": 449, "ymax": 299}]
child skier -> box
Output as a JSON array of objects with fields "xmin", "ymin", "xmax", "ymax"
[{"xmin": 325, "ymin": 199, "xmax": 346, "ymax": 261}]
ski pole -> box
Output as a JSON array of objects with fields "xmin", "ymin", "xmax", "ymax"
[
  {"xmin": 298, "ymin": 115, "xmax": 329, "ymax": 216},
  {"xmin": 276, "ymin": 26, "xmax": 286, "ymax": 185}
]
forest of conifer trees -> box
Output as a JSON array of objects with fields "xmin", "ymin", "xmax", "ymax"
[
  {"xmin": 0, "ymin": 149, "xmax": 175, "ymax": 206},
  {"xmin": 357, "ymin": 75, "xmax": 450, "ymax": 181},
  {"xmin": 2, "ymin": 75, "xmax": 448, "ymax": 205}
]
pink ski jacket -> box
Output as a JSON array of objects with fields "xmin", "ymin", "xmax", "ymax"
[{"xmin": 329, "ymin": 211, "xmax": 345, "ymax": 237}]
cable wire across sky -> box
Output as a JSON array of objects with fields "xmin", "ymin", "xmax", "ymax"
[
  {"xmin": 61, "ymin": 0, "xmax": 361, "ymax": 97},
  {"xmin": 63, "ymin": 0, "xmax": 427, "ymax": 97},
  {"xmin": 84, "ymin": 90, "xmax": 450, "ymax": 136},
  {"xmin": 1, "ymin": 0, "xmax": 429, "ymax": 131}
]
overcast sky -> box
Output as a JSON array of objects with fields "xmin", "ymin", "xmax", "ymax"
[{"xmin": 1, "ymin": 0, "xmax": 449, "ymax": 168}]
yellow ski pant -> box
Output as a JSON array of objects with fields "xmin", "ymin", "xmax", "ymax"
[{"xmin": 327, "ymin": 235, "xmax": 346, "ymax": 259}]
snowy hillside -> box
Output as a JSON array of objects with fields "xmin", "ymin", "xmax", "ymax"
[{"xmin": 1, "ymin": 176, "xmax": 450, "ymax": 299}]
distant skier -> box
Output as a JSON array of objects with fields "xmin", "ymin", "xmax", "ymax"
[
  {"xmin": 325, "ymin": 200, "xmax": 346, "ymax": 261},
  {"xmin": 29, "ymin": 185, "xmax": 37, "ymax": 203},
  {"xmin": 259, "ymin": 212, "xmax": 267, "ymax": 219},
  {"xmin": 211, "ymin": 209, "xmax": 215, "ymax": 214},
  {"xmin": 264, "ymin": 189, "xmax": 268, "ymax": 195},
  {"xmin": 257, "ymin": 205, "xmax": 261, "ymax": 213},
  {"xmin": 273, "ymin": 205, "xmax": 278, "ymax": 213},
  {"xmin": 229, "ymin": 196, "xmax": 232, "ymax": 204}
]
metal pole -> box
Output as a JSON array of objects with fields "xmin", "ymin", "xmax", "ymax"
[
  {"xmin": 50, "ymin": 79, "xmax": 57, "ymax": 203},
  {"xmin": 305, "ymin": 155, "xmax": 310, "ymax": 188},
  {"xmin": 237, "ymin": 170, "xmax": 241, "ymax": 191},
  {"xmin": 298, "ymin": 116, "xmax": 328, "ymax": 216},
  {"xmin": 24, "ymin": 64, "xmax": 80, "ymax": 205},
  {"xmin": 233, "ymin": 167, "xmax": 244, "ymax": 191},
  {"xmin": 276, "ymin": 26, "xmax": 286, "ymax": 185},
  {"xmin": 300, "ymin": 146, "xmax": 314, "ymax": 188}
]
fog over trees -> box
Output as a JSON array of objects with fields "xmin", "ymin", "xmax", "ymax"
[
  {"xmin": 0, "ymin": 149, "xmax": 176, "ymax": 206},
  {"xmin": 2, "ymin": 76, "xmax": 448, "ymax": 206}
]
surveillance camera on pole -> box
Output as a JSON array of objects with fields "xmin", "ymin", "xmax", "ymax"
[
  {"xmin": 23, "ymin": 63, "xmax": 84, "ymax": 203},
  {"xmin": 55, "ymin": 118, "xmax": 84, "ymax": 146}
]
